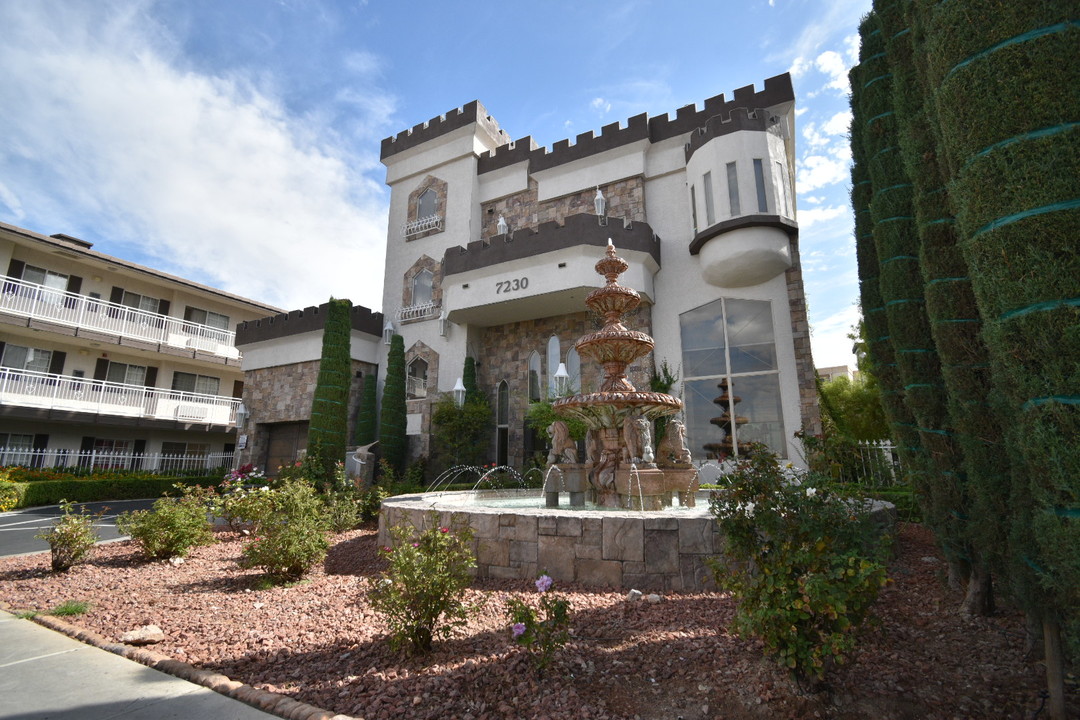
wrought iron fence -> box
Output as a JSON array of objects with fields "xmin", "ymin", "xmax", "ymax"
[{"xmin": 0, "ymin": 447, "xmax": 235, "ymax": 474}]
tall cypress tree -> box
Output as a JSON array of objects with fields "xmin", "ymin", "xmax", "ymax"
[
  {"xmin": 354, "ymin": 367, "xmax": 378, "ymax": 446},
  {"xmin": 308, "ymin": 298, "xmax": 353, "ymax": 485},
  {"xmin": 379, "ymin": 334, "xmax": 407, "ymax": 475}
]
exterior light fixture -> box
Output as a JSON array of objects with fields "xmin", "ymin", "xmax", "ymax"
[
  {"xmin": 235, "ymin": 401, "xmax": 249, "ymax": 428},
  {"xmin": 453, "ymin": 377, "xmax": 466, "ymax": 407},
  {"xmin": 497, "ymin": 215, "xmax": 508, "ymax": 235},
  {"xmin": 554, "ymin": 363, "xmax": 570, "ymax": 397},
  {"xmin": 594, "ymin": 186, "xmax": 607, "ymax": 225},
  {"xmin": 383, "ymin": 319, "xmax": 395, "ymax": 345},
  {"xmin": 439, "ymin": 309, "xmax": 450, "ymax": 337}
]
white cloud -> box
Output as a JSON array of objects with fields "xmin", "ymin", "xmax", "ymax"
[
  {"xmin": 0, "ymin": 2, "xmax": 393, "ymax": 312},
  {"xmin": 821, "ymin": 110, "xmax": 852, "ymax": 137},
  {"xmin": 844, "ymin": 33, "xmax": 861, "ymax": 65},
  {"xmin": 815, "ymin": 50, "xmax": 850, "ymax": 94},
  {"xmin": 0, "ymin": 181, "xmax": 23, "ymax": 220},
  {"xmin": 809, "ymin": 304, "xmax": 860, "ymax": 369},
  {"xmin": 797, "ymin": 204, "xmax": 847, "ymax": 228},
  {"xmin": 590, "ymin": 97, "xmax": 612, "ymax": 114},
  {"xmin": 796, "ymin": 143, "xmax": 852, "ymax": 192}
]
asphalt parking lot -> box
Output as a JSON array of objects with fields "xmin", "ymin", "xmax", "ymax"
[{"xmin": 0, "ymin": 499, "xmax": 156, "ymax": 558}]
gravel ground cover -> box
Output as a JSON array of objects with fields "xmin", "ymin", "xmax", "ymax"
[{"xmin": 1, "ymin": 522, "xmax": 1073, "ymax": 719}]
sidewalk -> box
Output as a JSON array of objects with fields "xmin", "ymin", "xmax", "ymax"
[{"xmin": 0, "ymin": 609, "xmax": 283, "ymax": 720}]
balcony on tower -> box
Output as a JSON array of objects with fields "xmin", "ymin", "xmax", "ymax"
[{"xmin": 440, "ymin": 213, "xmax": 660, "ymax": 326}]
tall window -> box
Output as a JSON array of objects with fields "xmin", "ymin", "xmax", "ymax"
[
  {"xmin": 546, "ymin": 336, "xmax": 561, "ymax": 396},
  {"xmin": 565, "ymin": 347, "xmax": 581, "ymax": 393},
  {"xmin": 411, "ymin": 269, "xmax": 433, "ymax": 306},
  {"xmin": 1, "ymin": 344, "xmax": 52, "ymax": 373},
  {"xmin": 680, "ymin": 297, "xmax": 785, "ymax": 459},
  {"xmin": 774, "ymin": 161, "xmax": 791, "ymax": 217},
  {"xmin": 690, "ymin": 184, "xmax": 698, "ymax": 234},
  {"xmin": 753, "ymin": 159, "xmax": 769, "ymax": 213},
  {"xmin": 702, "ymin": 171, "xmax": 715, "ymax": 226},
  {"xmin": 496, "ymin": 380, "xmax": 509, "ymax": 466},
  {"xmin": 418, "ymin": 188, "xmax": 437, "ymax": 219},
  {"xmin": 726, "ymin": 162, "xmax": 741, "ymax": 216},
  {"xmin": 171, "ymin": 372, "xmax": 221, "ymax": 396},
  {"xmin": 528, "ymin": 351, "xmax": 542, "ymax": 401}
]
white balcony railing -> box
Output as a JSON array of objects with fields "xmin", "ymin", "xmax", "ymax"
[
  {"xmin": 402, "ymin": 214, "xmax": 443, "ymax": 237},
  {"xmin": 0, "ymin": 447, "xmax": 236, "ymax": 472},
  {"xmin": 0, "ymin": 367, "xmax": 241, "ymax": 425},
  {"xmin": 406, "ymin": 375, "xmax": 429, "ymax": 399},
  {"xmin": 398, "ymin": 300, "xmax": 440, "ymax": 323},
  {"xmin": 0, "ymin": 275, "xmax": 240, "ymax": 360}
]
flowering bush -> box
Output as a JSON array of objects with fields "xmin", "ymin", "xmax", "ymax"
[
  {"xmin": 36, "ymin": 500, "xmax": 103, "ymax": 572},
  {"xmin": 116, "ymin": 484, "xmax": 217, "ymax": 560},
  {"xmin": 506, "ymin": 573, "xmax": 572, "ymax": 670},
  {"xmin": 0, "ymin": 476, "xmax": 19, "ymax": 511},
  {"xmin": 370, "ymin": 515, "xmax": 476, "ymax": 655},
  {"xmin": 709, "ymin": 444, "xmax": 889, "ymax": 686},
  {"xmin": 238, "ymin": 480, "xmax": 329, "ymax": 581},
  {"xmin": 215, "ymin": 465, "xmax": 270, "ymax": 532}
]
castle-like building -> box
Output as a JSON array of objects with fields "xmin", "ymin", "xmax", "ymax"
[{"xmin": 371, "ymin": 72, "xmax": 818, "ymax": 469}]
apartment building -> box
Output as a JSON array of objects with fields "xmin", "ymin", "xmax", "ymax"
[
  {"xmin": 377, "ymin": 72, "xmax": 819, "ymax": 468},
  {"xmin": 0, "ymin": 221, "xmax": 280, "ymax": 469}
]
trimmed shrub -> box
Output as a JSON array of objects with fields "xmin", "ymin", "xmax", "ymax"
[
  {"xmin": 36, "ymin": 500, "xmax": 102, "ymax": 572},
  {"xmin": 308, "ymin": 298, "xmax": 354, "ymax": 486},
  {"xmin": 239, "ymin": 480, "xmax": 329, "ymax": 582},
  {"xmin": 116, "ymin": 485, "xmax": 217, "ymax": 560}
]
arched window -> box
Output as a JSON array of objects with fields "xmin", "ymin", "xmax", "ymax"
[
  {"xmin": 496, "ymin": 380, "xmax": 509, "ymax": 466},
  {"xmin": 546, "ymin": 336, "xmax": 560, "ymax": 396},
  {"xmin": 411, "ymin": 269, "xmax": 433, "ymax": 306},
  {"xmin": 418, "ymin": 188, "xmax": 437, "ymax": 219},
  {"xmin": 527, "ymin": 351, "xmax": 542, "ymax": 402},
  {"xmin": 565, "ymin": 347, "xmax": 581, "ymax": 393},
  {"xmin": 407, "ymin": 358, "xmax": 428, "ymax": 399}
]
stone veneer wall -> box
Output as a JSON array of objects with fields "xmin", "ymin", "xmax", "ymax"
[
  {"xmin": 480, "ymin": 177, "xmax": 646, "ymax": 241},
  {"xmin": 784, "ymin": 236, "xmax": 821, "ymax": 437},
  {"xmin": 241, "ymin": 358, "xmax": 376, "ymax": 468},
  {"xmin": 379, "ymin": 493, "xmax": 722, "ymax": 591},
  {"xmin": 405, "ymin": 175, "xmax": 448, "ymax": 242},
  {"xmin": 400, "ymin": 255, "xmax": 444, "ymax": 310},
  {"xmin": 473, "ymin": 307, "xmax": 654, "ymax": 469},
  {"xmin": 404, "ymin": 340, "xmax": 439, "ymax": 462}
]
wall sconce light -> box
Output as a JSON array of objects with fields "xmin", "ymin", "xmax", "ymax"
[
  {"xmin": 594, "ymin": 186, "xmax": 607, "ymax": 226},
  {"xmin": 496, "ymin": 215, "xmax": 508, "ymax": 235},
  {"xmin": 554, "ymin": 363, "xmax": 570, "ymax": 397},
  {"xmin": 236, "ymin": 402, "xmax": 249, "ymax": 428},
  {"xmin": 453, "ymin": 377, "xmax": 466, "ymax": 407},
  {"xmin": 383, "ymin": 319, "xmax": 395, "ymax": 345}
]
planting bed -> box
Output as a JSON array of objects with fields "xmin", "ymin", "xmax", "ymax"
[{"xmin": 0, "ymin": 523, "xmax": 1072, "ymax": 719}]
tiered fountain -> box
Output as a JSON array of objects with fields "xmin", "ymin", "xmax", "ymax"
[{"xmin": 546, "ymin": 241, "xmax": 698, "ymax": 510}]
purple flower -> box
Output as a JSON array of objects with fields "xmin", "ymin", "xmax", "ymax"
[
  {"xmin": 512, "ymin": 622, "xmax": 526, "ymax": 638},
  {"xmin": 535, "ymin": 574, "xmax": 553, "ymax": 593}
]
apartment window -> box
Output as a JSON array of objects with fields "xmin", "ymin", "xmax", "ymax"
[
  {"xmin": 753, "ymin": 159, "xmax": 769, "ymax": 213},
  {"xmin": 406, "ymin": 358, "xmax": 428, "ymax": 399},
  {"xmin": 702, "ymin": 171, "xmax": 716, "ymax": 226},
  {"xmin": 120, "ymin": 290, "xmax": 160, "ymax": 314},
  {"xmin": 680, "ymin": 297, "xmax": 785, "ymax": 459},
  {"xmin": 565, "ymin": 347, "xmax": 581, "ymax": 393},
  {"xmin": 106, "ymin": 362, "xmax": 148, "ymax": 386},
  {"xmin": 418, "ymin": 188, "xmax": 437, "ymax": 219},
  {"xmin": 171, "ymin": 371, "xmax": 221, "ymax": 396},
  {"xmin": 774, "ymin": 161, "xmax": 791, "ymax": 217},
  {"xmin": 0, "ymin": 433, "xmax": 34, "ymax": 465},
  {"xmin": 726, "ymin": 162, "xmax": 741, "ymax": 215},
  {"xmin": 411, "ymin": 269, "xmax": 434, "ymax": 306},
  {"xmin": 161, "ymin": 441, "xmax": 210, "ymax": 470},
  {"xmin": 184, "ymin": 307, "xmax": 230, "ymax": 330},
  {"xmin": 528, "ymin": 351, "xmax": 542, "ymax": 402},
  {"xmin": 1, "ymin": 344, "xmax": 52, "ymax": 373},
  {"xmin": 21, "ymin": 264, "xmax": 68, "ymax": 291},
  {"xmin": 496, "ymin": 380, "xmax": 509, "ymax": 467}
]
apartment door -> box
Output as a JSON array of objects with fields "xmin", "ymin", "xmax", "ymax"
[{"xmin": 263, "ymin": 422, "xmax": 308, "ymax": 477}]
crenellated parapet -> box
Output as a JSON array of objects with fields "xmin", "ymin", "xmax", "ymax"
[
  {"xmin": 380, "ymin": 100, "xmax": 510, "ymax": 160},
  {"xmin": 236, "ymin": 302, "xmax": 383, "ymax": 345},
  {"xmin": 474, "ymin": 73, "xmax": 794, "ymax": 175},
  {"xmin": 442, "ymin": 212, "xmax": 660, "ymax": 277},
  {"xmin": 683, "ymin": 106, "xmax": 785, "ymax": 161}
]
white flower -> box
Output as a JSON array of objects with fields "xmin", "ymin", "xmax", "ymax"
[
  {"xmin": 743, "ymin": 501, "xmax": 756, "ymax": 517},
  {"xmin": 806, "ymin": 487, "xmax": 818, "ymax": 498}
]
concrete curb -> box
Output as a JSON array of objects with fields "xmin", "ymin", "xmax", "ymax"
[{"xmin": 6, "ymin": 605, "xmax": 354, "ymax": 720}]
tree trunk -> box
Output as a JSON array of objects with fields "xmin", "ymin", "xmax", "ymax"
[
  {"xmin": 961, "ymin": 559, "xmax": 994, "ymax": 616},
  {"xmin": 1043, "ymin": 617, "xmax": 1065, "ymax": 720}
]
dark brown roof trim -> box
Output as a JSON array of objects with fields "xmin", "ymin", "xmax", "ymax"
[
  {"xmin": 683, "ymin": 107, "xmax": 783, "ymax": 162},
  {"xmin": 688, "ymin": 214, "xmax": 799, "ymax": 256},
  {"xmin": 235, "ymin": 301, "xmax": 384, "ymax": 346},
  {"xmin": 380, "ymin": 100, "xmax": 511, "ymax": 160},
  {"xmin": 442, "ymin": 212, "xmax": 661, "ymax": 277}
]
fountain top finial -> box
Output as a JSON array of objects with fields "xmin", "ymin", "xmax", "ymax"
[{"xmin": 596, "ymin": 240, "xmax": 629, "ymax": 285}]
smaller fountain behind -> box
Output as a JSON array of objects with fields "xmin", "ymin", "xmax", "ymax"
[
  {"xmin": 702, "ymin": 378, "xmax": 752, "ymax": 459},
  {"xmin": 549, "ymin": 241, "xmax": 696, "ymax": 511}
]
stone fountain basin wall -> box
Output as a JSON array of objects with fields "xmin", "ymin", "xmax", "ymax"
[
  {"xmin": 378, "ymin": 490, "xmax": 899, "ymax": 592},
  {"xmin": 378, "ymin": 490, "xmax": 723, "ymax": 591}
]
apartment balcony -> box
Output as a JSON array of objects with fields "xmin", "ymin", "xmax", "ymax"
[
  {"xmin": 0, "ymin": 275, "xmax": 240, "ymax": 362},
  {"xmin": 441, "ymin": 213, "xmax": 660, "ymax": 327},
  {"xmin": 0, "ymin": 367, "xmax": 241, "ymax": 427},
  {"xmin": 402, "ymin": 214, "xmax": 443, "ymax": 237},
  {"xmin": 397, "ymin": 300, "xmax": 441, "ymax": 324}
]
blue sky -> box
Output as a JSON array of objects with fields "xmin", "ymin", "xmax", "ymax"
[{"xmin": 0, "ymin": 0, "xmax": 869, "ymax": 368}]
